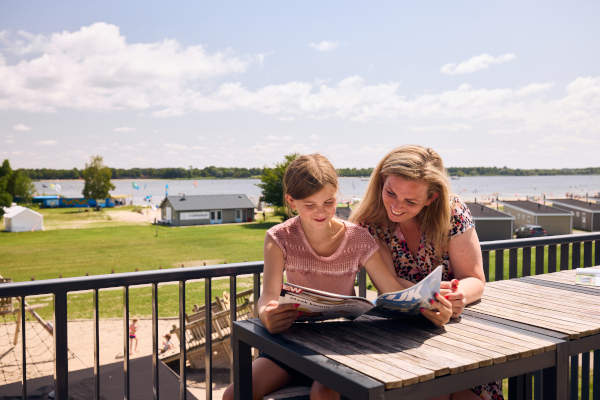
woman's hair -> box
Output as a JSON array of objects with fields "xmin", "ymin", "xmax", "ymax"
[
  {"xmin": 350, "ymin": 145, "xmax": 451, "ymax": 258},
  {"xmin": 283, "ymin": 154, "xmax": 338, "ymax": 206}
]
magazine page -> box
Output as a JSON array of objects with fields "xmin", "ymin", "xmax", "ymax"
[
  {"xmin": 278, "ymin": 283, "xmax": 375, "ymax": 321},
  {"xmin": 368, "ymin": 265, "xmax": 443, "ymax": 316}
]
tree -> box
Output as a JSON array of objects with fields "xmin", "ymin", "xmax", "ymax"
[
  {"xmin": 82, "ymin": 155, "xmax": 115, "ymax": 199},
  {"xmin": 7, "ymin": 170, "xmax": 35, "ymax": 202},
  {"xmin": 0, "ymin": 159, "xmax": 13, "ymax": 216},
  {"xmin": 257, "ymin": 153, "xmax": 298, "ymax": 219}
]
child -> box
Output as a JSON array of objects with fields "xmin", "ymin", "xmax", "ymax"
[
  {"xmin": 129, "ymin": 318, "xmax": 138, "ymax": 353},
  {"xmin": 160, "ymin": 333, "xmax": 174, "ymax": 354},
  {"xmin": 223, "ymin": 154, "xmax": 450, "ymax": 400}
]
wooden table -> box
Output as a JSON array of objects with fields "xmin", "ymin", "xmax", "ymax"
[
  {"xmin": 233, "ymin": 269, "xmax": 600, "ymax": 400},
  {"xmin": 466, "ymin": 267, "xmax": 600, "ymax": 399},
  {"xmin": 233, "ymin": 314, "xmax": 563, "ymax": 399}
]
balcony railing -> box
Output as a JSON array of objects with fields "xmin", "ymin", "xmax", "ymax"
[{"xmin": 0, "ymin": 232, "xmax": 599, "ymax": 400}]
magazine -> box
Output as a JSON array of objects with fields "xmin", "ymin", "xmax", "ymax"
[{"xmin": 278, "ymin": 265, "xmax": 443, "ymax": 321}]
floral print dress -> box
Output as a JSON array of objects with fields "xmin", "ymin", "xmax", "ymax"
[{"xmin": 362, "ymin": 196, "xmax": 504, "ymax": 400}]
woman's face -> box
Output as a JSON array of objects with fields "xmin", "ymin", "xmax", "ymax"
[
  {"xmin": 381, "ymin": 175, "xmax": 436, "ymax": 224},
  {"xmin": 286, "ymin": 184, "xmax": 338, "ymax": 225}
]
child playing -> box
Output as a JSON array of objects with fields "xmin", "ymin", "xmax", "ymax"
[
  {"xmin": 223, "ymin": 153, "xmax": 451, "ymax": 400},
  {"xmin": 160, "ymin": 333, "xmax": 174, "ymax": 354},
  {"xmin": 129, "ymin": 318, "xmax": 138, "ymax": 353}
]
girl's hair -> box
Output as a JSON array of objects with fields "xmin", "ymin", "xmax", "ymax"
[
  {"xmin": 283, "ymin": 154, "xmax": 338, "ymax": 205},
  {"xmin": 350, "ymin": 145, "xmax": 451, "ymax": 258}
]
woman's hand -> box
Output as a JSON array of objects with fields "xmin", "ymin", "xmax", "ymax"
[
  {"xmin": 420, "ymin": 293, "xmax": 452, "ymax": 327},
  {"xmin": 440, "ymin": 279, "xmax": 466, "ymax": 318},
  {"xmin": 259, "ymin": 300, "xmax": 300, "ymax": 334}
]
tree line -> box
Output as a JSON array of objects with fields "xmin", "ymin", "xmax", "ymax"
[{"xmin": 18, "ymin": 165, "xmax": 600, "ymax": 180}]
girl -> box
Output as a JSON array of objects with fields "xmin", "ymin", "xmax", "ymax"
[
  {"xmin": 350, "ymin": 145, "xmax": 500, "ymax": 400},
  {"xmin": 223, "ymin": 153, "xmax": 451, "ymax": 400}
]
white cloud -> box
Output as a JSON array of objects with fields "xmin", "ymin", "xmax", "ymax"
[
  {"xmin": 114, "ymin": 126, "xmax": 135, "ymax": 132},
  {"xmin": 309, "ymin": 41, "xmax": 339, "ymax": 52},
  {"xmin": 164, "ymin": 143, "xmax": 187, "ymax": 150},
  {"xmin": 35, "ymin": 140, "xmax": 57, "ymax": 145},
  {"xmin": 441, "ymin": 53, "xmax": 516, "ymax": 75},
  {"xmin": 13, "ymin": 123, "xmax": 31, "ymax": 131},
  {"xmin": 0, "ymin": 23, "xmax": 252, "ymax": 113}
]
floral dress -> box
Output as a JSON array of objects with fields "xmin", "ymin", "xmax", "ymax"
[{"xmin": 362, "ymin": 196, "xmax": 504, "ymax": 400}]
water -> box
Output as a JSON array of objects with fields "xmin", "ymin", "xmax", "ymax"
[{"xmin": 33, "ymin": 175, "xmax": 600, "ymax": 206}]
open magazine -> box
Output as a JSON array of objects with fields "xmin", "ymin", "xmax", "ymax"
[{"xmin": 278, "ymin": 265, "xmax": 443, "ymax": 321}]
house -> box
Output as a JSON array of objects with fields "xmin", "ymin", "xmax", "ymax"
[
  {"xmin": 335, "ymin": 204, "xmax": 351, "ymax": 220},
  {"xmin": 500, "ymin": 200, "xmax": 572, "ymax": 236},
  {"xmin": 549, "ymin": 198, "xmax": 600, "ymax": 232},
  {"xmin": 159, "ymin": 194, "xmax": 255, "ymax": 226},
  {"xmin": 466, "ymin": 202, "xmax": 514, "ymax": 241},
  {"xmin": 3, "ymin": 205, "xmax": 44, "ymax": 232}
]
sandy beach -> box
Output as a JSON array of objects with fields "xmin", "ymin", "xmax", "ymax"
[{"xmin": 0, "ymin": 317, "xmax": 230, "ymax": 399}]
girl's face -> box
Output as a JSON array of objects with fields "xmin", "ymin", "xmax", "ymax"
[
  {"xmin": 381, "ymin": 175, "xmax": 436, "ymax": 224},
  {"xmin": 286, "ymin": 184, "xmax": 337, "ymax": 225}
]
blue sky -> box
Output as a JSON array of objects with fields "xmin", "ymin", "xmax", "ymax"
[{"xmin": 1, "ymin": 1, "xmax": 599, "ymax": 169}]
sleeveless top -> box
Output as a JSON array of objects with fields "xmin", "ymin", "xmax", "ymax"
[
  {"xmin": 361, "ymin": 196, "xmax": 474, "ymax": 283},
  {"xmin": 267, "ymin": 216, "xmax": 379, "ymax": 296}
]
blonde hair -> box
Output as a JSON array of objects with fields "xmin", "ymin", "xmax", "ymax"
[
  {"xmin": 283, "ymin": 154, "xmax": 338, "ymax": 206},
  {"xmin": 350, "ymin": 145, "xmax": 451, "ymax": 258}
]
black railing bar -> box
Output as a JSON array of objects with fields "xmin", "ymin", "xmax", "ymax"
[
  {"xmin": 582, "ymin": 351, "xmax": 590, "ymax": 400},
  {"xmin": 179, "ymin": 280, "xmax": 186, "ymax": 400},
  {"xmin": 205, "ymin": 277, "xmax": 212, "ymax": 400},
  {"xmin": 20, "ymin": 296, "xmax": 27, "ymax": 400},
  {"xmin": 229, "ymin": 275, "xmax": 237, "ymax": 384},
  {"xmin": 123, "ymin": 286, "xmax": 130, "ymax": 400},
  {"xmin": 93, "ymin": 288, "xmax": 100, "ymax": 400},
  {"xmin": 0, "ymin": 262, "xmax": 265, "ymax": 297},
  {"xmin": 152, "ymin": 283, "xmax": 159, "ymax": 400},
  {"xmin": 253, "ymin": 273, "xmax": 261, "ymax": 310},
  {"xmin": 53, "ymin": 290, "xmax": 68, "ymax": 400},
  {"xmin": 480, "ymin": 232, "xmax": 600, "ymax": 251}
]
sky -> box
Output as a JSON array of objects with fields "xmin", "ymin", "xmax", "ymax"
[{"xmin": 1, "ymin": 1, "xmax": 599, "ymax": 170}]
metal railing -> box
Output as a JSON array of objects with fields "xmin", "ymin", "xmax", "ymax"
[{"xmin": 1, "ymin": 232, "xmax": 599, "ymax": 399}]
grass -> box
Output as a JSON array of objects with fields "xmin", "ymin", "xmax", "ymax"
[{"xmin": 0, "ymin": 218, "xmax": 279, "ymax": 283}]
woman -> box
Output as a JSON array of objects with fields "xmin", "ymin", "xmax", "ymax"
[{"xmin": 350, "ymin": 145, "xmax": 501, "ymax": 400}]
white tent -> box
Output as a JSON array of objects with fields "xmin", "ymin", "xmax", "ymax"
[{"xmin": 3, "ymin": 206, "xmax": 44, "ymax": 232}]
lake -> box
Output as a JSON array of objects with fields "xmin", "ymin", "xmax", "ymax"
[{"xmin": 33, "ymin": 175, "xmax": 600, "ymax": 206}]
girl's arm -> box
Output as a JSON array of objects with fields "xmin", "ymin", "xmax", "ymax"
[
  {"xmin": 363, "ymin": 241, "xmax": 414, "ymax": 293},
  {"xmin": 258, "ymin": 234, "xmax": 300, "ymax": 333},
  {"xmin": 444, "ymin": 227, "xmax": 486, "ymax": 317}
]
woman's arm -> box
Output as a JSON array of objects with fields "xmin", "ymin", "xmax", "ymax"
[
  {"xmin": 364, "ymin": 240, "xmax": 452, "ymax": 327},
  {"xmin": 258, "ymin": 234, "xmax": 300, "ymax": 333},
  {"xmin": 445, "ymin": 227, "xmax": 486, "ymax": 317}
]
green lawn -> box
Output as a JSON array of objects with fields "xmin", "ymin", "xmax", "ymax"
[{"xmin": 0, "ymin": 218, "xmax": 277, "ymax": 282}]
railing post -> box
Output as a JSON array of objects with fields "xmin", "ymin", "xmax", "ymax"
[
  {"xmin": 494, "ymin": 249, "xmax": 504, "ymax": 281},
  {"xmin": 572, "ymin": 242, "xmax": 581, "ymax": 269},
  {"xmin": 229, "ymin": 275, "xmax": 237, "ymax": 384},
  {"xmin": 54, "ymin": 290, "xmax": 68, "ymax": 400},
  {"xmin": 482, "ymin": 250, "xmax": 490, "ymax": 281},
  {"xmin": 583, "ymin": 241, "xmax": 592, "ymax": 267},
  {"xmin": 523, "ymin": 247, "xmax": 531, "ymax": 276},
  {"xmin": 93, "ymin": 289, "xmax": 100, "ymax": 400},
  {"xmin": 152, "ymin": 283, "xmax": 159, "ymax": 400},
  {"xmin": 205, "ymin": 278, "xmax": 213, "ymax": 400},
  {"xmin": 253, "ymin": 273, "xmax": 261, "ymax": 316},
  {"xmin": 509, "ymin": 248, "xmax": 518, "ymax": 279},
  {"xmin": 20, "ymin": 296, "xmax": 27, "ymax": 400},
  {"xmin": 535, "ymin": 245, "xmax": 544, "ymax": 275},
  {"xmin": 179, "ymin": 281, "xmax": 187, "ymax": 400},
  {"xmin": 357, "ymin": 268, "xmax": 367, "ymax": 297},
  {"xmin": 560, "ymin": 243, "xmax": 570, "ymax": 270},
  {"xmin": 123, "ymin": 286, "xmax": 130, "ymax": 400},
  {"xmin": 548, "ymin": 244, "xmax": 557, "ymax": 273}
]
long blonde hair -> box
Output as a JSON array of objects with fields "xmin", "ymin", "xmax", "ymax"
[{"xmin": 350, "ymin": 145, "xmax": 451, "ymax": 258}]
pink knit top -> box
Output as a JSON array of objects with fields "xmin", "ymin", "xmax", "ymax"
[{"xmin": 267, "ymin": 216, "xmax": 379, "ymax": 296}]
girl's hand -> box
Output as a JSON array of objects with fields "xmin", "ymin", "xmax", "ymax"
[
  {"xmin": 259, "ymin": 300, "xmax": 300, "ymax": 334},
  {"xmin": 440, "ymin": 279, "xmax": 466, "ymax": 318},
  {"xmin": 420, "ymin": 293, "xmax": 452, "ymax": 327}
]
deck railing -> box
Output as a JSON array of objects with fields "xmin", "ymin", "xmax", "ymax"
[{"xmin": 1, "ymin": 232, "xmax": 599, "ymax": 399}]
